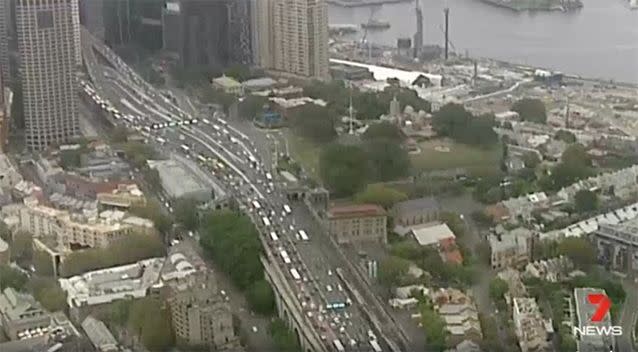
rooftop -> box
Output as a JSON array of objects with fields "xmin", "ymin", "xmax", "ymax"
[
  {"xmin": 574, "ymin": 287, "xmax": 615, "ymax": 351},
  {"xmin": 81, "ymin": 316, "xmax": 118, "ymax": 352},
  {"xmin": 409, "ymin": 222, "xmax": 455, "ymax": 247},
  {"xmin": 212, "ymin": 75, "xmax": 241, "ymax": 88},
  {"xmin": 489, "ymin": 227, "xmax": 532, "ymax": 252},
  {"xmin": 0, "ymin": 287, "xmax": 48, "ymax": 322},
  {"xmin": 327, "ymin": 204, "xmax": 386, "ymax": 219}
]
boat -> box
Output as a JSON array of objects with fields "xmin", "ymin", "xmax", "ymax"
[
  {"xmin": 361, "ymin": 19, "xmax": 391, "ymax": 30},
  {"xmin": 329, "ymin": 24, "xmax": 359, "ymax": 35}
]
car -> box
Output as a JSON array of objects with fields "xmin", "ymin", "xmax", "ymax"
[{"xmin": 251, "ymin": 326, "xmax": 258, "ymax": 333}]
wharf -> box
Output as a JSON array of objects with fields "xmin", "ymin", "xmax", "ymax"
[{"xmin": 327, "ymin": 0, "xmax": 412, "ymax": 7}]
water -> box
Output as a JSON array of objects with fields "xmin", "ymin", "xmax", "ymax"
[{"xmin": 328, "ymin": 0, "xmax": 638, "ymax": 83}]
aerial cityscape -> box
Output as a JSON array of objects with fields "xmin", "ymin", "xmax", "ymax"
[{"xmin": 0, "ymin": 0, "xmax": 636, "ymax": 352}]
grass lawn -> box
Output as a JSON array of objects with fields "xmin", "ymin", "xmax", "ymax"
[
  {"xmin": 410, "ymin": 139, "xmax": 502, "ymax": 177},
  {"xmin": 283, "ymin": 130, "xmax": 322, "ymax": 182}
]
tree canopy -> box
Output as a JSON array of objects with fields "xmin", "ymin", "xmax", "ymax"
[
  {"xmin": 290, "ymin": 104, "xmax": 337, "ymax": 143},
  {"xmin": 364, "ymin": 139, "xmax": 411, "ymax": 181},
  {"xmin": 60, "ymin": 233, "xmax": 165, "ymax": 277},
  {"xmin": 354, "ymin": 184, "xmax": 408, "ymax": 209},
  {"xmin": 130, "ymin": 200, "xmax": 174, "ymax": 235},
  {"xmin": 269, "ymin": 319, "xmax": 301, "ymax": 352},
  {"xmin": 362, "ymin": 122, "xmax": 405, "ymax": 142},
  {"xmin": 246, "ymin": 279, "xmax": 276, "ymax": 316},
  {"xmin": 432, "ymin": 103, "xmax": 497, "ymax": 146},
  {"xmin": 421, "ymin": 302, "xmax": 447, "ymax": 351},
  {"xmin": 512, "ymin": 98, "xmax": 547, "ymax": 124},
  {"xmin": 540, "ymin": 144, "xmax": 593, "ymax": 191},
  {"xmin": 558, "ymin": 237, "xmax": 597, "ymax": 270},
  {"xmin": 121, "ymin": 141, "xmax": 158, "ymax": 169},
  {"xmin": 128, "ymin": 297, "xmax": 175, "ymax": 351},
  {"xmin": 319, "ymin": 144, "xmax": 369, "ymax": 197},
  {"xmin": 574, "ymin": 190, "xmax": 599, "ymax": 213},
  {"xmin": 555, "ymin": 130, "xmax": 577, "ymax": 143},
  {"xmin": 27, "ymin": 278, "xmax": 67, "ymax": 312},
  {"xmin": 489, "ymin": 278, "xmax": 509, "ymax": 301},
  {"xmin": 239, "ymin": 95, "xmax": 270, "ymax": 120},
  {"xmin": 378, "ymin": 256, "xmax": 410, "ymax": 288},
  {"xmin": 0, "ymin": 265, "xmax": 28, "ymax": 291},
  {"xmin": 173, "ymin": 197, "xmax": 200, "ymax": 231}
]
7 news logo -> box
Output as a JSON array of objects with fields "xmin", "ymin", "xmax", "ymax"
[{"xmin": 573, "ymin": 293, "xmax": 623, "ymax": 337}]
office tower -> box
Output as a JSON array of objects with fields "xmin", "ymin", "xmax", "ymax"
[
  {"xmin": 0, "ymin": 0, "xmax": 11, "ymax": 83},
  {"xmin": 79, "ymin": 0, "xmax": 104, "ymax": 40},
  {"xmin": 251, "ymin": 0, "xmax": 274, "ymax": 68},
  {"xmin": 256, "ymin": 0, "xmax": 328, "ymax": 79},
  {"xmin": 16, "ymin": 0, "xmax": 80, "ymax": 150},
  {"xmin": 162, "ymin": 0, "xmax": 231, "ymax": 69},
  {"xmin": 413, "ymin": 0, "xmax": 423, "ymax": 58},
  {"xmin": 228, "ymin": 0, "xmax": 252, "ymax": 65}
]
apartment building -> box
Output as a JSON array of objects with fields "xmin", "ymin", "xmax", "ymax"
[
  {"xmin": 594, "ymin": 218, "xmax": 638, "ymax": 272},
  {"xmin": 254, "ymin": 0, "xmax": 329, "ymax": 79},
  {"xmin": 0, "ymin": 288, "xmax": 51, "ymax": 340},
  {"xmin": 391, "ymin": 196, "xmax": 440, "ymax": 227},
  {"xmin": 573, "ymin": 287, "xmax": 616, "ymax": 352},
  {"xmin": 431, "ymin": 288, "xmax": 482, "ymax": 346},
  {"xmin": 512, "ymin": 298, "xmax": 551, "ymax": 352},
  {"xmin": 328, "ymin": 204, "xmax": 387, "ymax": 244},
  {"xmin": 16, "ymin": 0, "xmax": 81, "ymax": 150},
  {"xmin": 19, "ymin": 203, "xmax": 155, "ymax": 249},
  {"xmin": 488, "ymin": 227, "xmax": 534, "ymax": 270},
  {"xmin": 97, "ymin": 184, "xmax": 146, "ymax": 210}
]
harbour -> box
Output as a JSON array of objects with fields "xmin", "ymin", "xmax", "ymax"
[{"xmin": 328, "ymin": 0, "xmax": 638, "ymax": 83}]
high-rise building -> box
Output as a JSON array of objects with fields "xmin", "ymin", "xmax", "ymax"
[
  {"xmin": 162, "ymin": 0, "xmax": 231, "ymax": 69},
  {"xmin": 255, "ymin": 0, "xmax": 329, "ymax": 79},
  {"xmin": 0, "ymin": 0, "xmax": 11, "ymax": 83},
  {"xmin": 79, "ymin": 0, "xmax": 104, "ymax": 40},
  {"xmin": 16, "ymin": 0, "xmax": 80, "ymax": 150}
]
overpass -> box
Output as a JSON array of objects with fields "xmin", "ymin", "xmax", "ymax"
[{"xmin": 80, "ymin": 27, "xmax": 404, "ymax": 352}]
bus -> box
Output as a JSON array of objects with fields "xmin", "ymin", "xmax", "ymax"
[
  {"xmin": 252, "ymin": 200, "xmax": 261, "ymax": 210},
  {"xmin": 333, "ymin": 339, "xmax": 345, "ymax": 352},
  {"xmin": 280, "ymin": 250, "xmax": 291, "ymax": 264},
  {"xmin": 156, "ymin": 137, "xmax": 166, "ymax": 144},
  {"xmin": 370, "ymin": 340, "xmax": 382, "ymax": 352},
  {"xmin": 298, "ymin": 230, "xmax": 309, "ymax": 241},
  {"xmin": 290, "ymin": 268, "xmax": 301, "ymax": 281},
  {"xmin": 262, "ymin": 217, "xmax": 271, "ymax": 227},
  {"xmin": 269, "ymin": 231, "xmax": 279, "ymax": 242},
  {"xmin": 180, "ymin": 144, "xmax": 190, "ymax": 153},
  {"xmin": 283, "ymin": 204, "xmax": 292, "ymax": 215},
  {"xmin": 197, "ymin": 154, "xmax": 207, "ymax": 163}
]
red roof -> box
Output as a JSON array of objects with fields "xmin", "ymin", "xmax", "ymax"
[
  {"xmin": 439, "ymin": 237, "xmax": 463, "ymax": 265},
  {"xmin": 328, "ymin": 204, "xmax": 386, "ymax": 219}
]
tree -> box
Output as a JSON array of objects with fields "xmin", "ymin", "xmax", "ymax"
[
  {"xmin": 0, "ymin": 265, "xmax": 28, "ymax": 290},
  {"xmin": 489, "ymin": 278, "xmax": 509, "ymax": 301},
  {"xmin": 555, "ymin": 130, "xmax": 577, "ymax": 143},
  {"xmin": 290, "ymin": 104, "xmax": 337, "ymax": 143},
  {"xmin": 224, "ymin": 64, "xmax": 255, "ymax": 82},
  {"xmin": 122, "ymin": 141, "xmax": 157, "ymax": 169},
  {"xmin": 432, "ymin": 103, "xmax": 497, "ymax": 146},
  {"xmin": 0, "ymin": 221, "xmax": 10, "ymax": 242},
  {"xmin": 558, "ymin": 237, "xmax": 597, "ymax": 270},
  {"xmin": 238, "ymin": 95, "xmax": 269, "ymax": 120},
  {"xmin": 10, "ymin": 231, "xmax": 33, "ymax": 264},
  {"xmin": 246, "ymin": 279, "xmax": 276, "ymax": 316},
  {"xmin": 364, "ymin": 140, "xmax": 411, "ymax": 181},
  {"xmin": 354, "ymin": 184, "xmax": 407, "ymax": 209},
  {"xmin": 28, "ymin": 278, "xmax": 67, "ymax": 312},
  {"xmin": 319, "ymin": 144, "xmax": 368, "ymax": 197},
  {"xmin": 522, "ymin": 152, "xmax": 541, "ymax": 169},
  {"xmin": 269, "ymin": 319, "xmax": 301, "ymax": 352},
  {"xmin": 353, "ymin": 91, "xmax": 387, "ymax": 120},
  {"xmin": 440, "ymin": 212, "xmax": 466, "ymax": 238},
  {"xmin": 511, "ymin": 98, "xmax": 547, "ymax": 124},
  {"xmin": 142, "ymin": 168, "xmax": 162, "ymax": 193},
  {"xmin": 128, "ymin": 298, "xmax": 174, "ymax": 351},
  {"xmin": 362, "ymin": 122, "xmax": 404, "ymax": 142},
  {"xmin": 542, "ymin": 144, "xmax": 593, "ymax": 191},
  {"xmin": 60, "ymin": 150, "xmax": 82, "ymax": 169},
  {"xmin": 421, "ymin": 303, "xmax": 447, "ymax": 351},
  {"xmin": 110, "ymin": 126, "xmax": 130, "ymax": 143},
  {"xmin": 200, "ymin": 88, "xmax": 236, "ymax": 111},
  {"xmin": 574, "ymin": 189, "xmax": 598, "ymax": 213},
  {"xmin": 174, "ymin": 197, "xmax": 200, "ymax": 231},
  {"xmin": 199, "ymin": 211, "xmax": 264, "ymax": 290},
  {"xmin": 130, "ymin": 200, "xmax": 173, "ymax": 235},
  {"xmin": 378, "ymin": 256, "xmax": 410, "ymax": 288}
]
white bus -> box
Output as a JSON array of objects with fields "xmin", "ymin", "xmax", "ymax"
[
  {"xmin": 269, "ymin": 231, "xmax": 279, "ymax": 242},
  {"xmin": 251, "ymin": 200, "xmax": 261, "ymax": 210},
  {"xmin": 262, "ymin": 216, "xmax": 271, "ymax": 227},
  {"xmin": 333, "ymin": 339, "xmax": 345, "ymax": 352},
  {"xmin": 197, "ymin": 154, "xmax": 207, "ymax": 163},
  {"xmin": 298, "ymin": 230, "xmax": 309, "ymax": 241},
  {"xmin": 156, "ymin": 137, "xmax": 166, "ymax": 144},
  {"xmin": 280, "ymin": 250, "xmax": 291, "ymax": 264},
  {"xmin": 283, "ymin": 204, "xmax": 292, "ymax": 215},
  {"xmin": 290, "ymin": 268, "xmax": 301, "ymax": 281},
  {"xmin": 370, "ymin": 340, "xmax": 382, "ymax": 352},
  {"xmin": 180, "ymin": 144, "xmax": 190, "ymax": 152}
]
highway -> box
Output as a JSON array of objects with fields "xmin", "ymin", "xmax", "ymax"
[{"xmin": 79, "ymin": 28, "xmax": 400, "ymax": 352}]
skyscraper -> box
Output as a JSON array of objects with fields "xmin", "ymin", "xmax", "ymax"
[
  {"xmin": 16, "ymin": 0, "xmax": 80, "ymax": 150},
  {"xmin": 413, "ymin": 0, "xmax": 423, "ymax": 58},
  {"xmin": 255, "ymin": 0, "xmax": 329, "ymax": 79},
  {"xmin": 79, "ymin": 0, "xmax": 104, "ymax": 41},
  {"xmin": 0, "ymin": 0, "xmax": 11, "ymax": 83}
]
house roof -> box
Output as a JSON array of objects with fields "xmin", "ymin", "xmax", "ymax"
[
  {"xmin": 393, "ymin": 196, "xmax": 439, "ymax": 214},
  {"xmin": 328, "ymin": 204, "xmax": 385, "ymax": 219},
  {"xmin": 410, "ymin": 222, "xmax": 455, "ymax": 246}
]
